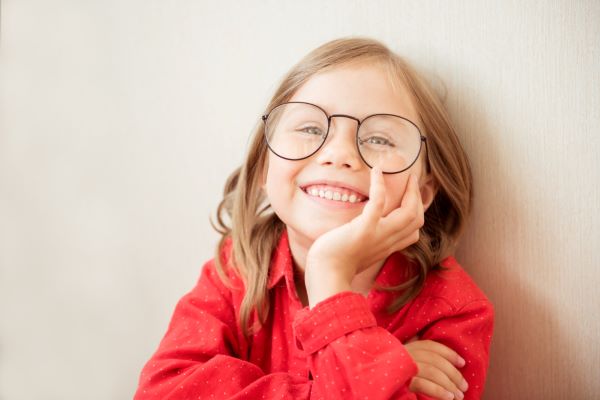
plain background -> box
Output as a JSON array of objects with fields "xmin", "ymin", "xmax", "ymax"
[{"xmin": 1, "ymin": 1, "xmax": 599, "ymax": 399}]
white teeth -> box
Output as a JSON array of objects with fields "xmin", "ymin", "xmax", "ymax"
[{"xmin": 305, "ymin": 186, "xmax": 363, "ymax": 203}]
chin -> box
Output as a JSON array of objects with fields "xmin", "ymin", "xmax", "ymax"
[
  {"xmin": 277, "ymin": 208, "xmax": 356, "ymax": 243},
  {"xmin": 295, "ymin": 220, "xmax": 348, "ymax": 242}
]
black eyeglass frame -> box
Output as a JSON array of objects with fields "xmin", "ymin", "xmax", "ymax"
[{"xmin": 261, "ymin": 101, "xmax": 427, "ymax": 174}]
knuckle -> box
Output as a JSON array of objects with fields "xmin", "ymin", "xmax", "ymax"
[
  {"xmin": 450, "ymin": 371, "xmax": 464, "ymax": 386},
  {"xmin": 409, "ymin": 377, "xmax": 424, "ymax": 392},
  {"xmin": 420, "ymin": 363, "xmax": 434, "ymax": 375},
  {"xmin": 413, "ymin": 207, "xmax": 420, "ymax": 220},
  {"xmin": 411, "ymin": 230, "xmax": 420, "ymax": 243}
]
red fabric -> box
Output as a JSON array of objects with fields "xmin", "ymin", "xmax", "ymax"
[{"xmin": 135, "ymin": 231, "xmax": 494, "ymax": 399}]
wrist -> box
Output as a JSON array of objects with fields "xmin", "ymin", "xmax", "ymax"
[
  {"xmin": 305, "ymin": 254, "xmax": 355, "ymax": 283},
  {"xmin": 305, "ymin": 267, "xmax": 352, "ymax": 308}
]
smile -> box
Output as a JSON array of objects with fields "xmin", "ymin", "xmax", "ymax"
[{"xmin": 301, "ymin": 184, "xmax": 368, "ymax": 203}]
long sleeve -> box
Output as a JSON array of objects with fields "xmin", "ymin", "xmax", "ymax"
[
  {"xmin": 134, "ymin": 262, "xmax": 422, "ymax": 399},
  {"xmin": 418, "ymin": 298, "xmax": 495, "ymax": 400},
  {"xmin": 293, "ymin": 291, "xmax": 419, "ymax": 399},
  {"xmin": 134, "ymin": 262, "xmax": 311, "ymax": 399}
]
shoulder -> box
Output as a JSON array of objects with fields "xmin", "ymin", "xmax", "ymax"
[
  {"xmin": 418, "ymin": 256, "xmax": 493, "ymax": 313},
  {"xmin": 197, "ymin": 237, "xmax": 244, "ymax": 294},
  {"xmin": 394, "ymin": 256, "xmax": 494, "ymax": 345}
]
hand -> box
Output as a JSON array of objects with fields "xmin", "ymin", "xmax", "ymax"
[
  {"xmin": 305, "ymin": 167, "xmax": 425, "ymax": 306},
  {"xmin": 404, "ymin": 337, "xmax": 469, "ymax": 400}
]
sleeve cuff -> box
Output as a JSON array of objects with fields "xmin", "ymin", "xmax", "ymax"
[{"xmin": 292, "ymin": 291, "xmax": 377, "ymax": 354}]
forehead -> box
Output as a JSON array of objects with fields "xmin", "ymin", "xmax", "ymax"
[{"xmin": 289, "ymin": 63, "xmax": 419, "ymax": 122}]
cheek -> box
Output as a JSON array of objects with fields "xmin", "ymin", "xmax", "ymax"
[{"xmin": 264, "ymin": 156, "xmax": 300, "ymax": 200}]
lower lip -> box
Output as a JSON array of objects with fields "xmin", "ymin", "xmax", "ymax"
[{"xmin": 300, "ymin": 188, "xmax": 367, "ymax": 209}]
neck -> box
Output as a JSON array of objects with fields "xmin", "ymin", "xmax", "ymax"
[{"xmin": 286, "ymin": 228, "xmax": 311, "ymax": 278}]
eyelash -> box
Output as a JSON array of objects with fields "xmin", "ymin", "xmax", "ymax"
[
  {"xmin": 360, "ymin": 135, "xmax": 396, "ymax": 147},
  {"xmin": 299, "ymin": 126, "xmax": 325, "ymax": 136}
]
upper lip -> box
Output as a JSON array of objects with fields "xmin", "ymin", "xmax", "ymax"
[{"xmin": 299, "ymin": 180, "xmax": 369, "ymax": 198}]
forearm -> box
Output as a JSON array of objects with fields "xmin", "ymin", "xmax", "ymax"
[
  {"xmin": 293, "ymin": 291, "xmax": 419, "ymax": 399},
  {"xmin": 135, "ymin": 355, "xmax": 311, "ymax": 399}
]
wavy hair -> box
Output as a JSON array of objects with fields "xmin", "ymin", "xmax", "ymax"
[{"xmin": 212, "ymin": 37, "xmax": 473, "ymax": 338}]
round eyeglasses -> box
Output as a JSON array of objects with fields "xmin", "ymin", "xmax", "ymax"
[{"xmin": 262, "ymin": 102, "xmax": 426, "ymax": 174}]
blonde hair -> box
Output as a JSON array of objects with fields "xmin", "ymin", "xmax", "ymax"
[{"xmin": 212, "ymin": 37, "xmax": 473, "ymax": 337}]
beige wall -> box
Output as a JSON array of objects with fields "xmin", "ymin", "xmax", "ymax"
[{"xmin": 1, "ymin": 1, "xmax": 598, "ymax": 399}]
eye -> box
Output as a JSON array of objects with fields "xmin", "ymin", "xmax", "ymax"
[
  {"xmin": 298, "ymin": 126, "xmax": 325, "ymax": 136},
  {"xmin": 360, "ymin": 136, "xmax": 396, "ymax": 147}
]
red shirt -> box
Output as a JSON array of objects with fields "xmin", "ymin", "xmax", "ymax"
[{"xmin": 135, "ymin": 231, "xmax": 493, "ymax": 399}]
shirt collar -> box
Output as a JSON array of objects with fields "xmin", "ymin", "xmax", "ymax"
[{"xmin": 267, "ymin": 230, "xmax": 294, "ymax": 289}]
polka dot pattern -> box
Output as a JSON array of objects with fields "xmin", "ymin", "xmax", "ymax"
[{"xmin": 133, "ymin": 232, "xmax": 494, "ymax": 399}]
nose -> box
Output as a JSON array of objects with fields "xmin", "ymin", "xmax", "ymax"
[{"xmin": 315, "ymin": 115, "xmax": 363, "ymax": 170}]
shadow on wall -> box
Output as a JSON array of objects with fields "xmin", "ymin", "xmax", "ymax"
[{"xmin": 451, "ymin": 87, "xmax": 588, "ymax": 400}]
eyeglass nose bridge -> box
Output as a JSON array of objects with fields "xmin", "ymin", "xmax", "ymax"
[
  {"xmin": 323, "ymin": 114, "xmax": 363, "ymax": 148},
  {"xmin": 326, "ymin": 114, "xmax": 362, "ymax": 134}
]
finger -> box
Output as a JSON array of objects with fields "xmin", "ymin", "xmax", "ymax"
[
  {"xmin": 362, "ymin": 166, "xmax": 386, "ymax": 223},
  {"xmin": 413, "ymin": 363, "xmax": 464, "ymax": 399},
  {"xmin": 371, "ymin": 174, "xmax": 424, "ymax": 254},
  {"xmin": 408, "ymin": 174, "xmax": 425, "ymax": 229},
  {"xmin": 379, "ymin": 217, "xmax": 422, "ymax": 253},
  {"xmin": 386, "ymin": 232, "xmax": 420, "ymax": 254},
  {"xmin": 410, "ymin": 340, "xmax": 466, "ymax": 368},
  {"xmin": 400, "ymin": 173, "xmax": 419, "ymax": 209},
  {"xmin": 382, "ymin": 174, "xmax": 422, "ymax": 229},
  {"xmin": 415, "ymin": 174, "xmax": 425, "ymax": 218},
  {"xmin": 411, "ymin": 349, "xmax": 468, "ymax": 393},
  {"xmin": 409, "ymin": 376, "xmax": 456, "ymax": 400}
]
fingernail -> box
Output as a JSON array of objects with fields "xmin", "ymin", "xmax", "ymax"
[
  {"xmin": 455, "ymin": 390, "xmax": 464, "ymax": 400},
  {"xmin": 460, "ymin": 379, "xmax": 469, "ymax": 392},
  {"xmin": 457, "ymin": 356, "xmax": 466, "ymax": 367},
  {"xmin": 443, "ymin": 391, "xmax": 455, "ymax": 400}
]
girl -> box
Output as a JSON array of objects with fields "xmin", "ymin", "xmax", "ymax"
[{"xmin": 134, "ymin": 37, "xmax": 493, "ymax": 400}]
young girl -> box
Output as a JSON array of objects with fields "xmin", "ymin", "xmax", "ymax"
[{"xmin": 134, "ymin": 37, "xmax": 493, "ymax": 400}]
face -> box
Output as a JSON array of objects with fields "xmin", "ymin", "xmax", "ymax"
[{"xmin": 263, "ymin": 63, "xmax": 432, "ymax": 254}]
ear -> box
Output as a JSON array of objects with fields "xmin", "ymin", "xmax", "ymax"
[{"xmin": 419, "ymin": 173, "xmax": 437, "ymax": 211}]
